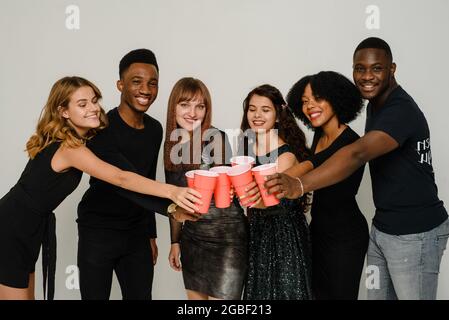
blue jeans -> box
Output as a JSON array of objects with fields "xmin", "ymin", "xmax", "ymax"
[{"xmin": 367, "ymin": 218, "xmax": 449, "ymax": 300}]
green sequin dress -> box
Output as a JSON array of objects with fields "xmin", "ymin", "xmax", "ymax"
[{"xmin": 243, "ymin": 145, "xmax": 312, "ymax": 300}]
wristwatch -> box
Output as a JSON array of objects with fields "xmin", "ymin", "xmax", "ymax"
[{"xmin": 167, "ymin": 203, "xmax": 178, "ymax": 219}]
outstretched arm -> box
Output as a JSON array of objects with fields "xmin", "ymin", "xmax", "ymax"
[
  {"xmin": 265, "ymin": 130, "xmax": 399, "ymax": 198},
  {"xmin": 242, "ymin": 151, "xmax": 299, "ymax": 207},
  {"xmin": 86, "ymin": 136, "xmax": 173, "ymax": 215},
  {"xmin": 58, "ymin": 145, "xmax": 202, "ymax": 213},
  {"xmin": 146, "ymin": 145, "xmax": 159, "ymax": 238},
  {"xmin": 283, "ymin": 160, "xmax": 314, "ymax": 178}
]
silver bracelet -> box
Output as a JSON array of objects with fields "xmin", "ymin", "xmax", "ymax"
[{"xmin": 296, "ymin": 177, "xmax": 304, "ymax": 198}]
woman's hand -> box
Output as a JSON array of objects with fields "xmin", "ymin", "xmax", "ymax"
[
  {"xmin": 249, "ymin": 199, "xmax": 266, "ymax": 209},
  {"xmin": 169, "ymin": 186, "xmax": 203, "ymax": 213},
  {"xmin": 150, "ymin": 238, "xmax": 158, "ymax": 265},
  {"xmin": 241, "ymin": 181, "xmax": 261, "ymax": 207},
  {"xmin": 171, "ymin": 206, "xmax": 201, "ymax": 223},
  {"xmin": 168, "ymin": 243, "xmax": 182, "ymax": 271}
]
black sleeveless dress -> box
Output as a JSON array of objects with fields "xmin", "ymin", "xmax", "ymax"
[
  {"xmin": 244, "ymin": 144, "xmax": 312, "ymax": 300},
  {"xmin": 309, "ymin": 127, "xmax": 369, "ymax": 299},
  {"xmin": 0, "ymin": 142, "xmax": 82, "ymax": 297}
]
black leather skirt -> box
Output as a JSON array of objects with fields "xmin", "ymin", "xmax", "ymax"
[{"xmin": 180, "ymin": 201, "xmax": 248, "ymax": 299}]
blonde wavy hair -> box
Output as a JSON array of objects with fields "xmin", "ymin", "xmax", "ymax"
[{"xmin": 26, "ymin": 76, "xmax": 108, "ymax": 159}]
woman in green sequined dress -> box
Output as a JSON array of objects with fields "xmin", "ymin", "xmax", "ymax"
[{"xmin": 238, "ymin": 84, "xmax": 312, "ymax": 300}]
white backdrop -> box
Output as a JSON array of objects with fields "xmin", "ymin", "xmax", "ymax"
[{"xmin": 1, "ymin": 0, "xmax": 448, "ymax": 300}]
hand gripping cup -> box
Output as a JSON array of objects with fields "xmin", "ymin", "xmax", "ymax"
[
  {"xmin": 193, "ymin": 170, "xmax": 218, "ymax": 214},
  {"xmin": 185, "ymin": 170, "xmax": 196, "ymax": 188},
  {"xmin": 252, "ymin": 163, "xmax": 280, "ymax": 207},
  {"xmin": 209, "ymin": 166, "xmax": 232, "ymax": 208},
  {"xmin": 230, "ymin": 156, "xmax": 256, "ymax": 167},
  {"xmin": 227, "ymin": 164, "xmax": 256, "ymax": 207}
]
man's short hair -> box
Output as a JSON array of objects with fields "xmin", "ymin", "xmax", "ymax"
[
  {"xmin": 354, "ymin": 37, "xmax": 393, "ymax": 62},
  {"xmin": 119, "ymin": 48, "xmax": 159, "ymax": 78}
]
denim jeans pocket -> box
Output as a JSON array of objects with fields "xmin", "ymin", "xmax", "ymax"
[
  {"xmin": 436, "ymin": 234, "xmax": 449, "ymax": 253},
  {"xmin": 435, "ymin": 218, "xmax": 449, "ymax": 250},
  {"xmin": 395, "ymin": 233, "xmax": 424, "ymax": 242}
]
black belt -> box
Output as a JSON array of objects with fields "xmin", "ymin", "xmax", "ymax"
[
  {"xmin": 11, "ymin": 185, "xmax": 56, "ymax": 300},
  {"xmin": 42, "ymin": 211, "xmax": 56, "ymax": 300}
]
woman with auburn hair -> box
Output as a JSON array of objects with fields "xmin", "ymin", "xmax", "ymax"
[
  {"xmin": 165, "ymin": 77, "xmax": 248, "ymax": 300},
  {"xmin": 0, "ymin": 76, "xmax": 201, "ymax": 300}
]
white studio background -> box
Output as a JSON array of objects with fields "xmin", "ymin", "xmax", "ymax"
[{"xmin": 0, "ymin": 0, "xmax": 448, "ymax": 300}]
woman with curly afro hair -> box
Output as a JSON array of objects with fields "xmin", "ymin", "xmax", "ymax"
[{"xmin": 286, "ymin": 71, "xmax": 369, "ymax": 300}]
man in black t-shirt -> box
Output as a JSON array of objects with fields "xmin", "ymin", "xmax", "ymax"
[
  {"xmin": 264, "ymin": 37, "xmax": 448, "ymax": 300},
  {"xmin": 77, "ymin": 49, "xmax": 196, "ymax": 300}
]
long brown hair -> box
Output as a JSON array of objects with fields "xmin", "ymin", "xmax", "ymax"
[
  {"xmin": 26, "ymin": 76, "xmax": 108, "ymax": 159},
  {"xmin": 240, "ymin": 84, "xmax": 310, "ymax": 161},
  {"xmin": 164, "ymin": 77, "xmax": 212, "ymax": 171},
  {"xmin": 241, "ymin": 84, "xmax": 312, "ymax": 213}
]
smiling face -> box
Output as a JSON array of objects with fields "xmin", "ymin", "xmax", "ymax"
[
  {"xmin": 353, "ymin": 48, "xmax": 396, "ymax": 102},
  {"xmin": 246, "ymin": 94, "xmax": 277, "ymax": 132},
  {"xmin": 175, "ymin": 94, "xmax": 207, "ymax": 132},
  {"xmin": 117, "ymin": 62, "xmax": 159, "ymax": 113},
  {"xmin": 301, "ymin": 83, "xmax": 337, "ymax": 128},
  {"xmin": 60, "ymin": 86, "xmax": 101, "ymax": 136}
]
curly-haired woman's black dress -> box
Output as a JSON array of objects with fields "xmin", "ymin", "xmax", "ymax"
[
  {"xmin": 244, "ymin": 145, "xmax": 312, "ymax": 300},
  {"xmin": 309, "ymin": 127, "xmax": 369, "ymax": 300}
]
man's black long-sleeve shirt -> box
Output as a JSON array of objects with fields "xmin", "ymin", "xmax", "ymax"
[{"xmin": 77, "ymin": 108, "xmax": 170, "ymax": 236}]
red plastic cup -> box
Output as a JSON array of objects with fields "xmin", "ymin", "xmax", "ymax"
[
  {"xmin": 252, "ymin": 163, "xmax": 280, "ymax": 207},
  {"xmin": 185, "ymin": 170, "xmax": 195, "ymax": 188},
  {"xmin": 210, "ymin": 166, "xmax": 232, "ymax": 208},
  {"xmin": 230, "ymin": 156, "xmax": 256, "ymax": 167},
  {"xmin": 227, "ymin": 164, "xmax": 255, "ymax": 207},
  {"xmin": 193, "ymin": 170, "xmax": 218, "ymax": 214}
]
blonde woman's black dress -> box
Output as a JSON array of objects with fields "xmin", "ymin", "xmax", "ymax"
[{"xmin": 0, "ymin": 142, "xmax": 82, "ymax": 299}]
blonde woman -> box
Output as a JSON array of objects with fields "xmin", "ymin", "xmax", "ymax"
[{"xmin": 0, "ymin": 76, "xmax": 201, "ymax": 300}]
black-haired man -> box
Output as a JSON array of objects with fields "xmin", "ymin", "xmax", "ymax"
[
  {"xmin": 264, "ymin": 37, "xmax": 448, "ymax": 300},
  {"xmin": 77, "ymin": 49, "xmax": 196, "ymax": 300}
]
